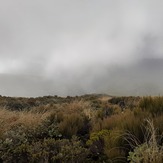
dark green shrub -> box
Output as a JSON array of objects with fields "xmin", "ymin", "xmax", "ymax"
[
  {"xmin": 52, "ymin": 136, "xmax": 88, "ymax": 163},
  {"xmin": 28, "ymin": 114, "xmax": 62, "ymax": 141},
  {"xmin": 0, "ymin": 125, "xmax": 30, "ymax": 163},
  {"xmin": 6, "ymin": 100, "xmax": 24, "ymax": 111},
  {"xmin": 87, "ymin": 130, "xmax": 110, "ymax": 161}
]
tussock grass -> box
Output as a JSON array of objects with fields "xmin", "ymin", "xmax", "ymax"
[
  {"xmin": 0, "ymin": 108, "xmax": 51, "ymax": 134},
  {"xmin": 58, "ymin": 100, "xmax": 91, "ymax": 114},
  {"xmin": 139, "ymin": 96, "xmax": 163, "ymax": 115},
  {"xmin": 127, "ymin": 119, "xmax": 163, "ymax": 163}
]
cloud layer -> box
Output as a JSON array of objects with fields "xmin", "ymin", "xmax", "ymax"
[{"xmin": 0, "ymin": 0, "xmax": 163, "ymax": 96}]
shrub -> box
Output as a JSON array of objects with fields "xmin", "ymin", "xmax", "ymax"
[
  {"xmin": 87, "ymin": 130, "xmax": 110, "ymax": 161},
  {"xmin": 52, "ymin": 136, "xmax": 88, "ymax": 163},
  {"xmin": 58, "ymin": 113, "xmax": 85, "ymax": 138},
  {"xmin": 0, "ymin": 125, "xmax": 30, "ymax": 163}
]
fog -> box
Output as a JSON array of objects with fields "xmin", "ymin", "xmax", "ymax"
[{"xmin": 0, "ymin": 0, "xmax": 163, "ymax": 97}]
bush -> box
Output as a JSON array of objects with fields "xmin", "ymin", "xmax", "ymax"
[
  {"xmin": 52, "ymin": 136, "xmax": 88, "ymax": 163},
  {"xmin": 0, "ymin": 135, "xmax": 88, "ymax": 163},
  {"xmin": 58, "ymin": 113, "xmax": 85, "ymax": 138},
  {"xmin": 0, "ymin": 125, "xmax": 30, "ymax": 163},
  {"xmin": 87, "ymin": 130, "xmax": 110, "ymax": 161}
]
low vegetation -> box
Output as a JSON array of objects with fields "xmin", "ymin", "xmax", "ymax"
[{"xmin": 0, "ymin": 94, "xmax": 162, "ymax": 162}]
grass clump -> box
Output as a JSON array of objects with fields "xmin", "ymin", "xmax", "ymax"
[
  {"xmin": 127, "ymin": 119, "xmax": 163, "ymax": 163},
  {"xmin": 139, "ymin": 96, "xmax": 163, "ymax": 115}
]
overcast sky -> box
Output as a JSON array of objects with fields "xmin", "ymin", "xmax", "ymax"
[{"xmin": 0, "ymin": 0, "xmax": 163, "ymax": 97}]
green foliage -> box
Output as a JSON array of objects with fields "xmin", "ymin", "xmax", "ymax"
[
  {"xmin": 52, "ymin": 136, "xmax": 88, "ymax": 163},
  {"xmin": 87, "ymin": 130, "xmax": 110, "ymax": 161},
  {"xmin": 128, "ymin": 141, "xmax": 163, "ymax": 163},
  {"xmin": 38, "ymin": 113, "xmax": 62, "ymax": 139},
  {"xmin": 6, "ymin": 100, "xmax": 25, "ymax": 111},
  {"xmin": 0, "ymin": 126, "xmax": 30, "ymax": 163},
  {"xmin": 0, "ymin": 123, "xmax": 87, "ymax": 162},
  {"xmin": 87, "ymin": 129, "xmax": 110, "ymax": 146},
  {"xmin": 128, "ymin": 143, "xmax": 148, "ymax": 163}
]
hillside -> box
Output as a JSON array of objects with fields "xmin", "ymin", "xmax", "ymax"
[{"xmin": 0, "ymin": 94, "xmax": 163, "ymax": 163}]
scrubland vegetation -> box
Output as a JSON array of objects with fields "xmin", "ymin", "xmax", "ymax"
[{"xmin": 0, "ymin": 94, "xmax": 163, "ymax": 162}]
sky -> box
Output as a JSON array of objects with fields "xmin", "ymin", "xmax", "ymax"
[{"xmin": 0, "ymin": 0, "xmax": 163, "ymax": 97}]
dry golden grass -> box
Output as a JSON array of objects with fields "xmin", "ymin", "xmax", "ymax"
[
  {"xmin": 0, "ymin": 100, "xmax": 93, "ymax": 136},
  {"xmin": 60, "ymin": 100, "xmax": 91, "ymax": 113},
  {"xmin": 0, "ymin": 108, "xmax": 51, "ymax": 134},
  {"xmin": 92, "ymin": 109, "xmax": 134, "ymax": 131}
]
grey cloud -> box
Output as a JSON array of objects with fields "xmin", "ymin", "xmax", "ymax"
[{"xmin": 0, "ymin": 0, "xmax": 163, "ymax": 96}]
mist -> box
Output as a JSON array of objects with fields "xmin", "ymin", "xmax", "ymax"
[{"xmin": 0, "ymin": 0, "xmax": 163, "ymax": 97}]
